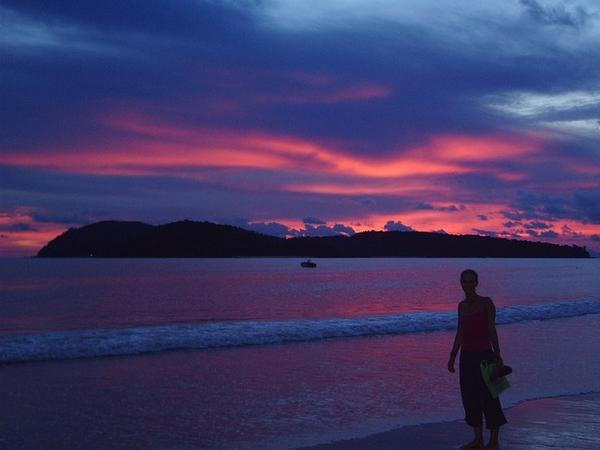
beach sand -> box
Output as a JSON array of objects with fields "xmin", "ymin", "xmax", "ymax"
[{"xmin": 299, "ymin": 392, "xmax": 600, "ymax": 450}]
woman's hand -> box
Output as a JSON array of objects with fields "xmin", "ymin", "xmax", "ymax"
[
  {"xmin": 496, "ymin": 356, "xmax": 504, "ymax": 368},
  {"xmin": 447, "ymin": 354, "xmax": 456, "ymax": 373}
]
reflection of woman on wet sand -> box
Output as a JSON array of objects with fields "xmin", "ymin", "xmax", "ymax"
[{"xmin": 448, "ymin": 269, "xmax": 507, "ymax": 450}]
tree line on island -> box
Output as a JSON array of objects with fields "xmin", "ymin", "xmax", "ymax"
[{"xmin": 37, "ymin": 220, "xmax": 590, "ymax": 258}]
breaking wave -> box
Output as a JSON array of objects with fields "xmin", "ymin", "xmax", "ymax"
[{"xmin": 2, "ymin": 298, "xmax": 600, "ymax": 364}]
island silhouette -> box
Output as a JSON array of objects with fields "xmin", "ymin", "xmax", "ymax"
[{"xmin": 36, "ymin": 220, "xmax": 590, "ymax": 258}]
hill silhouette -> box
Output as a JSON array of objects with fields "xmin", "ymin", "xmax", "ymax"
[{"xmin": 37, "ymin": 220, "xmax": 590, "ymax": 258}]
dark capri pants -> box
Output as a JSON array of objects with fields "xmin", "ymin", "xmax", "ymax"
[{"xmin": 459, "ymin": 350, "xmax": 508, "ymax": 429}]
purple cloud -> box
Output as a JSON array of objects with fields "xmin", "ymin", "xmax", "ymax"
[
  {"xmin": 415, "ymin": 203, "xmax": 463, "ymax": 212},
  {"xmin": 561, "ymin": 224, "xmax": 584, "ymax": 238},
  {"xmin": 540, "ymin": 230, "xmax": 559, "ymax": 238},
  {"xmin": 332, "ymin": 224, "xmax": 355, "ymax": 236},
  {"xmin": 503, "ymin": 221, "xmax": 521, "ymax": 228},
  {"xmin": 298, "ymin": 224, "xmax": 350, "ymax": 237},
  {"xmin": 1, "ymin": 1, "xmax": 600, "ymax": 255},
  {"xmin": 384, "ymin": 221, "xmax": 414, "ymax": 232},
  {"xmin": 1, "ymin": 223, "xmax": 38, "ymax": 232},
  {"xmin": 524, "ymin": 221, "xmax": 553, "ymax": 230},
  {"xmin": 303, "ymin": 217, "xmax": 327, "ymax": 225},
  {"xmin": 472, "ymin": 228, "xmax": 498, "ymax": 238}
]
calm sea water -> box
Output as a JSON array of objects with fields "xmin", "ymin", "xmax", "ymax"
[{"xmin": 1, "ymin": 258, "xmax": 599, "ymax": 449}]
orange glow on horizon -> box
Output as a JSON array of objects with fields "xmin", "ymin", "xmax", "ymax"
[
  {"xmin": 283, "ymin": 180, "xmax": 449, "ymax": 196},
  {"xmin": 2, "ymin": 207, "xmax": 599, "ymax": 258},
  {"xmin": 421, "ymin": 134, "xmax": 542, "ymax": 162},
  {"xmin": 0, "ymin": 212, "xmax": 68, "ymax": 257},
  {"xmin": 4, "ymin": 111, "xmax": 597, "ymax": 257},
  {"xmin": 0, "ymin": 112, "xmax": 538, "ymax": 183}
]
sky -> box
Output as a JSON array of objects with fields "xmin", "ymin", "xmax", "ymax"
[{"xmin": 1, "ymin": 0, "xmax": 600, "ymax": 256}]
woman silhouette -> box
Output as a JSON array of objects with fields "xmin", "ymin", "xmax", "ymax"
[{"xmin": 448, "ymin": 269, "xmax": 507, "ymax": 449}]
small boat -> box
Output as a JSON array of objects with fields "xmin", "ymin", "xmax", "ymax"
[{"xmin": 301, "ymin": 259, "xmax": 317, "ymax": 268}]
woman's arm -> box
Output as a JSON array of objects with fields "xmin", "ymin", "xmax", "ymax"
[
  {"xmin": 487, "ymin": 298, "xmax": 502, "ymax": 363},
  {"xmin": 447, "ymin": 303, "xmax": 463, "ymax": 372}
]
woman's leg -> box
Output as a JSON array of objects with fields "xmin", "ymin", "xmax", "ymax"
[
  {"xmin": 460, "ymin": 352, "xmax": 484, "ymax": 448},
  {"xmin": 481, "ymin": 354, "xmax": 506, "ymax": 448},
  {"xmin": 482, "ymin": 392, "xmax": 507, "ymax": 430},
  {"xmin": 481, "ymin": 358, "xmax": 507, "ymax": 431}
]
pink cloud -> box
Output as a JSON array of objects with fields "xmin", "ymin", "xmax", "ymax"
[
  {"xmin": 0, "ymin": 211, "xmax": 67, "ymax": 257},
  {"xmin": 254, "ymin": 84, "xmax": 392, "ymax": 104}
]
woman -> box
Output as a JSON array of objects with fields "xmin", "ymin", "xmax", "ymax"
[{"xmin": 448, "ymin": 269, "xmax": 507, "ymax": 450}]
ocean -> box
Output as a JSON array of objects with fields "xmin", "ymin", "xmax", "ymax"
[{"xmin": 1, "ymin": 258, "xmax": 599, "ymax": 449}]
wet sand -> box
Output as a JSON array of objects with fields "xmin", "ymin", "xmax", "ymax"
[{"xmin": 299, "ymin": 392, "xmax": 600, "ymax": 450}]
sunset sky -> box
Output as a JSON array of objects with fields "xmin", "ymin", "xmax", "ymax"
[{"xmin": 1, "ymin": 0, "xmax": 600, "ymax": 256}]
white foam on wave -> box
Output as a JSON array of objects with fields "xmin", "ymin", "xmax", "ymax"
[{"xmin": 1, "ymin": 298, "xmax": 600, "ymax": 363}]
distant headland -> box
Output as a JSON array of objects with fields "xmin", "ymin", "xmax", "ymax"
[{"xmin": 37, "ymin": 220, "xmax": 590, "ymax": 258}]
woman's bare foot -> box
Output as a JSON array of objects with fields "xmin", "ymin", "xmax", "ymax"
[
  {"xmin": 460, "ymin": 439, "xmax": 483, "ymax": 449},
  {"xmin": 485, "ymin": 426, "xmax": 500, "ymax": 449}
]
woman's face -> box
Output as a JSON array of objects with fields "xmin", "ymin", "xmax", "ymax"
[{"xmin": 460, "ymin": 274, "xmax": 478, "ymax": 294}]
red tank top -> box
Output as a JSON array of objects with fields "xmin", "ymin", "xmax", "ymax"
[{"xmin": 461, "ymin": 305, "xmax": 491, "ymax": 352}]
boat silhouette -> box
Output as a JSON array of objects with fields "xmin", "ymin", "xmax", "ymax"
[{"xmin": 300, "ymin": 259, "xmax": 317, "ymax": 268}]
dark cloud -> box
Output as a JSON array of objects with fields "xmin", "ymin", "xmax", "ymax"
[
  {"xmin": 0, "ymin": 1, "xmax": 258, "ymax": 152},
  {"xmin": 504, "ymin": 189, "xmax": 600, "ymax": 224},
  {"xmin": 30, "ymin": 210, "xmax": 109, "ymax": 226},
  {"xmin": 2, "ymin": 164, "xmax": 451, "ymax": 229},
  {"xmin": 358, "ymin": 198, "xmax": 377, "ymax": 206},
  {"xmin": 502, "ymin": 211, "xmax": 527, "ymax": 221},
  {"xmin": 331, "ymin": 224, "xmax": 356, "ymax": 236},
  {"xmin": 561, "ymin": 224, "xmax": 584, "ymax": 237},
  {"xmin": 384, "ymin": 221, "xmax": 414, "ymax": 232},
  {"xmin": 228, "ymin": 218, "xmax": 355, "ymax": 238},
  {"xmin": 520, "ymin": 0, "xmax": 591, "ymax": 28},
  {"xmin": 523, "ymin": 221, "xmax": 553, "ymax": 229},
  {"xmin": 1, "ymin": 2, "xmax": 600, "ymax": 254},
  {"xmin": 415, "ymin": 203, "xmax": 463, "ymax": 212},
  {"xmin": 540, "ymin": 230, "xmax": 560, "ymax": 238},
  {"xmin": 498, "ymin": 230, "xmax": 523, "ymax": 239},
  {"xmin": 573, "ymin": 190, "xmax": 600, "ymax": 223},
  {"xmin": 297, "ymin": 224, "xmax": 351, "ymax": 237},
  {"xmin": 441, "ymin": 205, "xmax": 461, "ymax": 213},
  {"xmin": 503, "ymin": 221, "xmax": 522, "ymax": 228},
  {"xmin": 1, "ymin": 0, "xmax": 253, "ymax": 39},
  {"xmin": 4, "ymin": 0, "xmax": 600, "ymax": 158},
  {"xmin": 477, "ymin": 215, "xmax": 488, "ymax": 221},
  {"xmin": 0, "ymin": 223, "xmax": 37, "ymax": 232},
  {"xmin": 514, "ymin": 191, "xmax": 573, "ymax": 220},
  {"xmin": 227, "ymin": 219, "xmax": 291, "ymax": 238},
  {"xmin": 472, "ymin": 228, "xmax": 499, "ymax": 238},
  {"xmin": 303, "ymin": 217, "xmax": 327, "ymax": 225}
]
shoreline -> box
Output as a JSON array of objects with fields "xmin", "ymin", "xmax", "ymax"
[{"xmin": 297, "ymin": 391, "xmax": 600, "ymax": 450}]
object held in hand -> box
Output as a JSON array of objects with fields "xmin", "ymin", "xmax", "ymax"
[
  {"xmin": 490, "ymin": 364, "xmax": 513, "ymax": 382},
  {"xmin": 481, "ymin": 360, "xmax": 512, "ymax": 398}
]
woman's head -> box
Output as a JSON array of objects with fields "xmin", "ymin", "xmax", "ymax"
[{"xmin": 460, "ymin": 269, "xmax": 478, "ymax": 294}]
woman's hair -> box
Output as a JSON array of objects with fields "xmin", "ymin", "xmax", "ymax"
[{"xmin": 460, "ymin": 269, "xmax": 478, "ymax": 281}]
